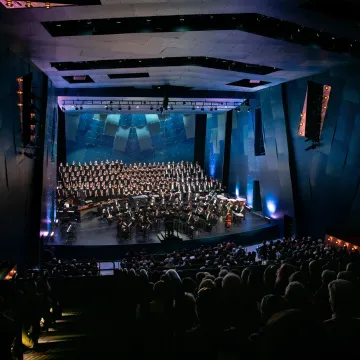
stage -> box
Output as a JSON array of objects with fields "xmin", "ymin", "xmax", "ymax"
[{"xmin": 48, "ymin": 212, "xmax": 279, "ymax": 260}]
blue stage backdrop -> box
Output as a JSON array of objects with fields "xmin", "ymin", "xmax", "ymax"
[{"xmin": 65, "ymin": 112, "xmax": 196, "ymax": 164}]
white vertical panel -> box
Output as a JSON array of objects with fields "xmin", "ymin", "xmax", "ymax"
[{"xmin": 183, "ymin": 114, "xmax": 195, "ymax": 139}]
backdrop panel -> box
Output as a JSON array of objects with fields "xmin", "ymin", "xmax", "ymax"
[{"xmin": 65, "ymin": 112, "xmax": 195, "ymax": 164}]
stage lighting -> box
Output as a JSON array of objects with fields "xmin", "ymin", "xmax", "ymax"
[
  {"xmin": 25, "ymin": 1, "xmax": 32, "ymax": 7},
  {"xmin": 210, "ymin": 107, "xmax": 213, "ymax": 111},
  {"xmin": 170, "ymin": 105, "xmax": 173, "ymax": 110},
  {"xmin": 45, "ymin": 2, "xmax": 51, "ymax": 8},
  {"xmin": 80, "ymin": 106, "xmax": 83, "ymax": 110},
  {"xmin": 6, "ymin": 0, "xmax": 12, "ymax": 6},
  {"xmin": 128, "ymin": 105, "xmax": 131, "ymax": 110},
  {"xmin": 201, "ymin": 107, "xmax": 204, "ymax": 111},
  {"xmin": 214, "ymin": 106, "xmax": 218, "ymax": 111},
  {"xmin": 105, "ymin": 105, "xmax": 108, "ymax": 110},
  {"xmin": 75, "ymin": 106, "xmax": 79, "ymax": 111},
  {"xmin": 118, "ymin": 106, "xmax": 122, "ymax": 111},
  {"xmin": 150, "ymin": 105, "xmax": 153, "ymax": 110},
  {"xmin": 192, "ymin": 106, "xmax": 195, "ymax": 110}
]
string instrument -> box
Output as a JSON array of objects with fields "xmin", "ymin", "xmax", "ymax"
[{"xmin": 225, "ymin": 211, "xmax": 232, "ymax": 228}]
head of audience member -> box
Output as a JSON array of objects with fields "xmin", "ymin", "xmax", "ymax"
[
  {"xmin": 328, "ymin": 279, "xmax": 358, "ymax": 318},
  {"xmin": 321, "ymin": 270, "xmax": 337, "ymax": 285},
  {"xmin": 275, "ymin": 264, "xmax": 295, "ymax": 295},
  {"xmin": 288, "ymin": 271, "xmax": 308, "ymax": 287},
  {"xmin": 260, "ymin": 294, "xmax": 288, "ymax": 324},
  {"xmin": 337, "ymin": 271, "xmax": 357, "ymax": 284},
  {"xmin": 284, "ymin": 281, "xmax": 310, "ymax": 310}
]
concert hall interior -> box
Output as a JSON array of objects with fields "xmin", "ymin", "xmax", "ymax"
[{"xmin": 1, "ymin": 0, "xmax": 360, "ymax": 358}]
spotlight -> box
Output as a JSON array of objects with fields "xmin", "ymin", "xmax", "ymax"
[
  {"xmin": 210, "ymin": 107, "xmax": 213, "ymax": 111},
  {"xmin": 45, "ymin": 2, "xmax": 51, "ymax": 8},
  {"xmin": 75, "ymin": 106, "xmax": 79, "ymax": 111},
  {"xmin": 128, "ymin": 105, "xmax": 131, "ymax": 110},
  {"xmin": 136, "ymin": 106, "xmax": 139, "ymax": 109},
  {"xmin": 214, "ymin": 106, "xmax": 218, "ymax": 111},
  {"xmin": 192, "ymin": 106, "xmax": 195, "ymax": 110},
  {"xmin": 150, "ymin": 105, "xmax": 153, "ymax": 110},
  {"xmin": 80, "ymin": 106, "xmax": 83, "ymax": 110},
  {"xmin": 201, "ymin": 107, "xmax": 204, "ymax": 111},
  {"xmin": 170, "ymin": 105, "xmax": 173, "ymax": 110},
  {"xmin": 105, "ymin": 105, "xmax": 108, "ymax": 110},
  {"xmin": 6, "ymin": 0, "xmax": 12, "ymax": 6},
  {"xmin": 118, "ymin": 106, "xmax": 122, "ymax": 111}
]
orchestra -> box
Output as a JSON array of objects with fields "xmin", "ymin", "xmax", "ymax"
[{"xmin": 57, "ymin": 160, "xmax": 246, "ymax": 241}]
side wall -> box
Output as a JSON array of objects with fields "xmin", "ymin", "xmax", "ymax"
[
  {"xmin": 283, "ymin": 66, "xmax": 360, "ymax": 236},
  {"xmin": 0, "ymin": 46, "xmax": 46, "ymax": 266}
]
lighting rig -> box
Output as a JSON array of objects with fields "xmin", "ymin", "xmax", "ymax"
[{"xmin": 60, "ymin": 100, "xmax": 245, "ymax": 112}]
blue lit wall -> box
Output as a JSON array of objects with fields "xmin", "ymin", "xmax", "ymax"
[
  {"xmin": 65, "ymin": 112, "xmax": 195, "ymax": 164},
  {"xmin": 228, "ymin": 94, "xmax": 295, "ymax": 228},
  {"xmin": 204, "ymin": 112, "xmax": 227, "ymax": 181}
]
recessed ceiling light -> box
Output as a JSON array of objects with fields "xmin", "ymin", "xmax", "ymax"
[
  {"xmin": 136, "ymin": 105, "xmax": 139, "ymax": 109},
  {"xmin": 147, "ymin": 19, "xmax": 151, "ymax": 22},
  {"xmin": 116, "ymin": 21, "xmax": 121, "ymax": 24},
  {"xmin": 56, "ymin": 24, "xmax": 61, "ymax": 27}
]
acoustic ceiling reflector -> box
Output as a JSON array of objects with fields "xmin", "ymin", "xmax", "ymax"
[{"xmin": 51, "ymin": 57, "xmax": 281, "ymax": 76}]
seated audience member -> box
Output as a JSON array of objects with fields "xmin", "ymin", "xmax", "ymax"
[
  {"xmin": 175, "ymin": 287, "xmax": 222, "ymax": 360},
  {"xmin": 251, "ymin": 309, "xmax": 324, "ymax": 358},
  {"xmin": 323, "ymin": 279, "xmax": 360, "ymax": 354},
  {"xmin": 314, "ymin": 270, "xmax": 337, "ymax": 320},
  {"xmin": 222, "ymin": 273, "xmax": 260, "ymax": 336}
]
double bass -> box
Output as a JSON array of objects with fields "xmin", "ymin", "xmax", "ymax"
[{"xmin": 225, "ymin": 211, "xmax": 232, "ymax": 228}]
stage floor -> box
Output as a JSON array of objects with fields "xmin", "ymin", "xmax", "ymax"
[{"xmin": 53, "ymin": 212, "xmax": 273, "ymax": 247}]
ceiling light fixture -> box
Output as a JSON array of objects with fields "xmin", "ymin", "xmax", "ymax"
[
  {"xmin": 25, "ymin": 1, "xmax": 32, "ymax": 7},
  {"xmin": 150, "ymin": 105, "xmax": 153, "ymax": 110},
  {"xmin": 80, "ymin": 106, "xmax": 83, "ymax": 110},
  {"xmin": 118, "ymin": 106, "xmax": 122, "ymax": 111},
  {"xmin": 45, "ymin": 2, "xmax": 51, "ymax": 8},
  {"xmin": 170, "ymin": 105, "xmax": 173, "ymax": 110},
  {"xmin": 105, "ymin": 105, "xmax": 108, "ymax": 110},
  {"xmin": 128, "ymin": 105, "xmax": 131, "ymax": 110},
  {"xmin": 6, "ymin": 0, "xmax": 12, "ymax": 6},
  {"xmin": 192, "ymin": 106, "xmax": 195, "ymax": 110}
]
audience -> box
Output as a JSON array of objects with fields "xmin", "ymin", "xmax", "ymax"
[{"xmin": 3, "ymin": 235, "xmax": 360, "ymax": 359}]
